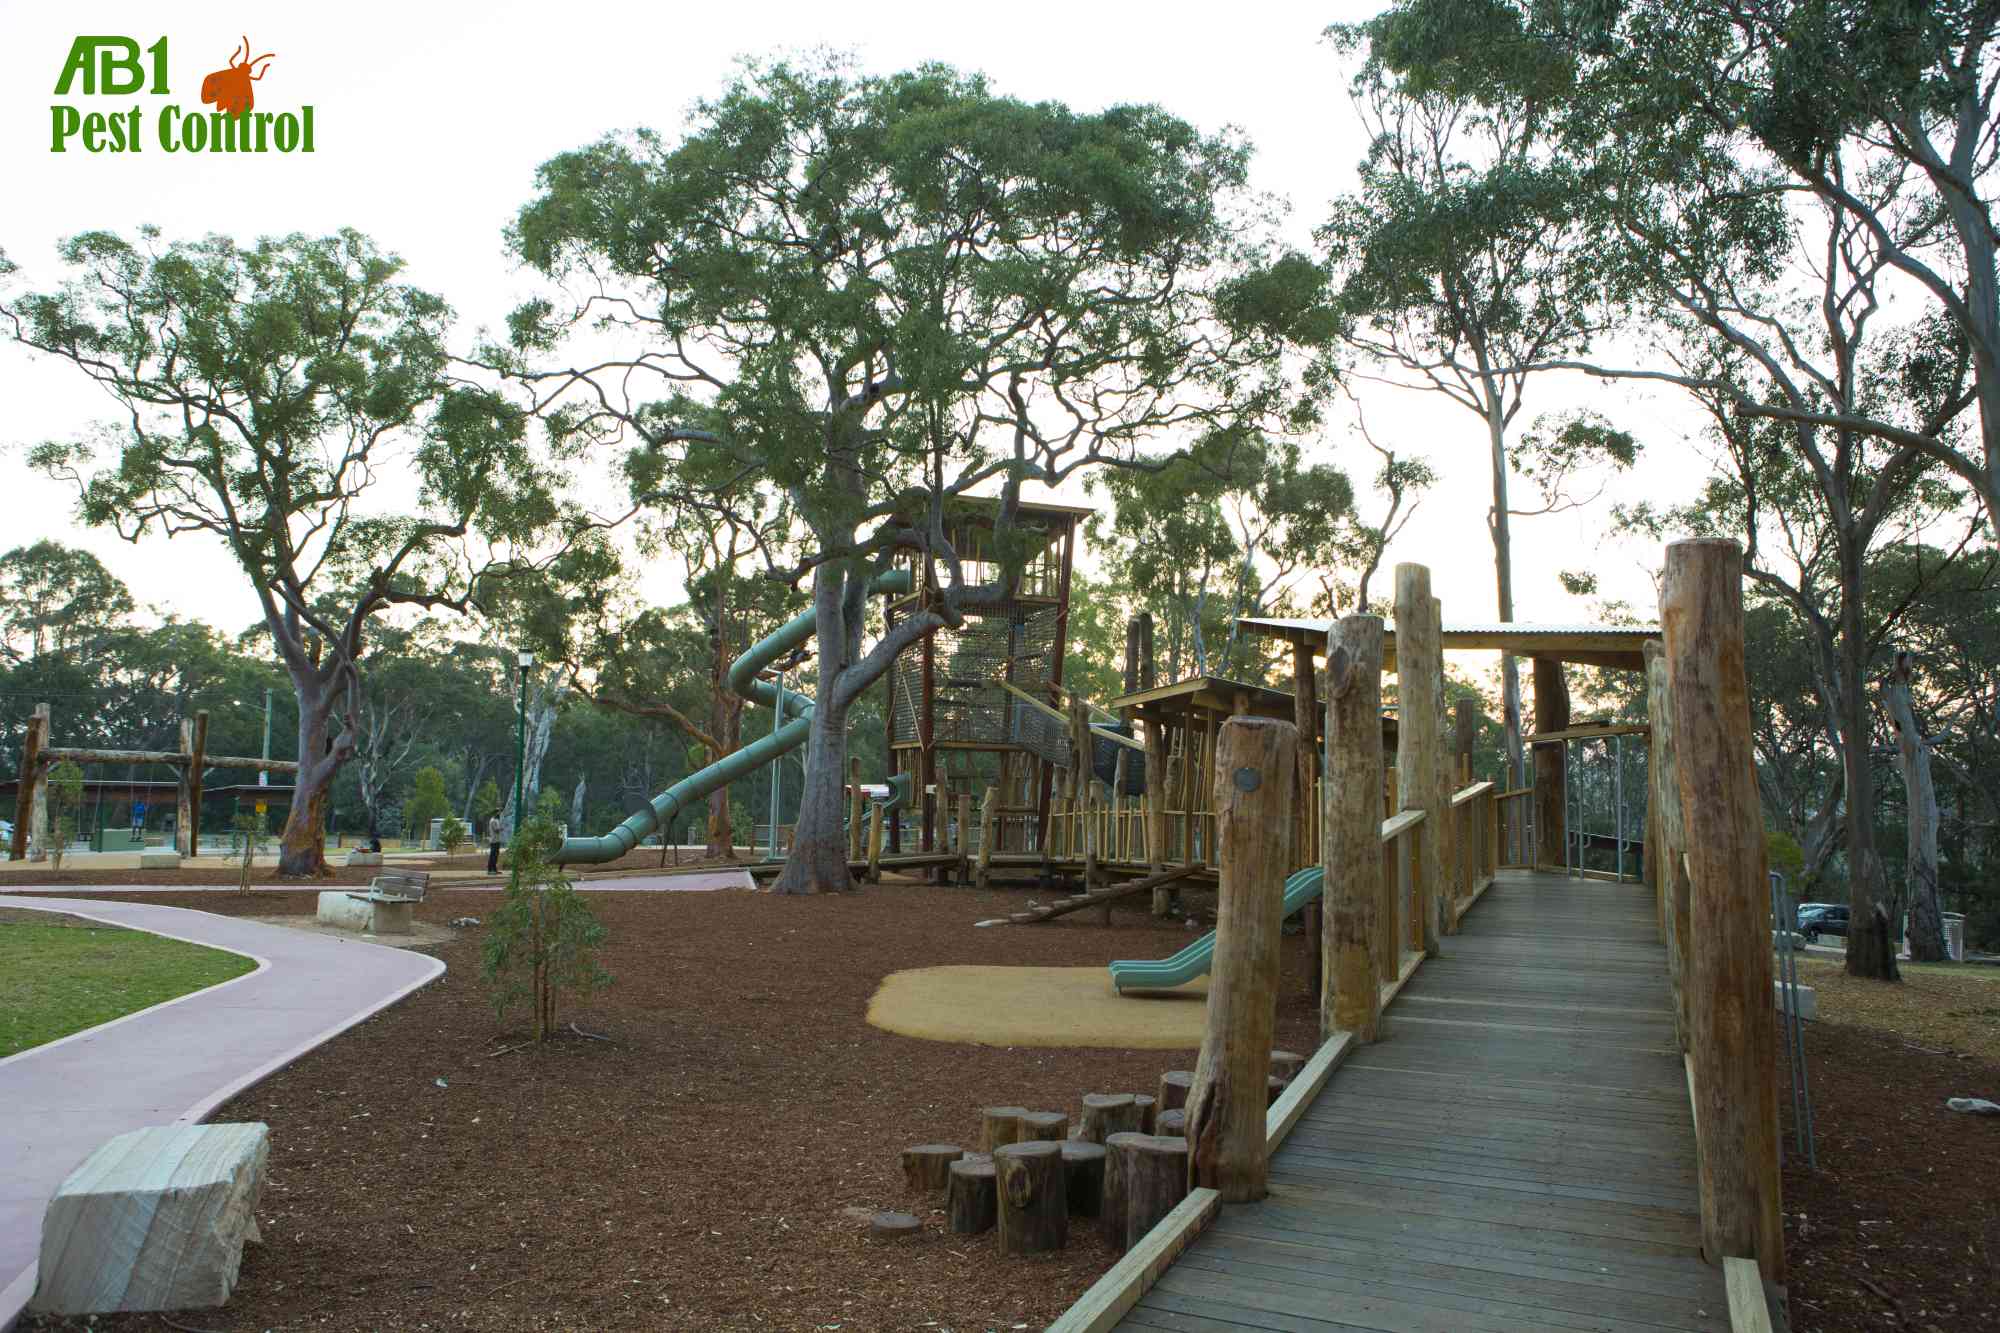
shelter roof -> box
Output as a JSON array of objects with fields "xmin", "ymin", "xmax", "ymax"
[{"xmin": 1238, "ymin": 617, "xmax": 1658, "ymax": 672}]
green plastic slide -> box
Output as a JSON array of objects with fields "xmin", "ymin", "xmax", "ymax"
[
  {"xmin": 1106, "ymin": 864, "xmax": 1324, "ymax": 992},
  {"xmin": 554, "ymin": 571, "xmax": 912, "ymax": 864}
]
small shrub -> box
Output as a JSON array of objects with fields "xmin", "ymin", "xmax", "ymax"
[
  {"xmin": 46, "ymin": 760, "xmax": 83, "ymax": 870},
  {"xmin": 439, "ymin": 816, "xmax": 469, "ymax": 857},
  {"xmin": 481, "ymin": 810, "xmax": 609, "ymax": 1040},
  {"xmin": 404, "ymin": 767, "xmax": 451, "ymax": 847},
  {"xmin": 231, "ymin": 809, "xmax": 265, "ymax": 892}
]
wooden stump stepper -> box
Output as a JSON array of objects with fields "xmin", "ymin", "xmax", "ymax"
[
  {"xmin": 899, "ymin": 1144, "xmax": 963, "ymax": 1192},
  {"xmin": 1061, "ymin": 1140, "xmax": 1108, "ymax": 1217},
  {"xmin": 946, "ymin": 1154, "xmax": 997, "ymax": 1234},
  {"xmin": 995, "ymin": 1140, "xmax": 1067, "ymax": 1255},
  {"xmin": 1157, "ymin": 1070, "xmax": 1193, "ymax": 1112},
  {"xmin": 1117, "ymin": 1133, "xmax": 1191, "ymax": 1251},
  {"xmin": 1079, "ymin": 1092, "xmax": 1142, "ymax": 1143},
  {"xmin": 1017, "ymin": 1110, "xmax": 1068, "ymax": 1142},
  {"xmin": 981, "ymin": 1105, "xmax": 1028, "ymax": 1152}
]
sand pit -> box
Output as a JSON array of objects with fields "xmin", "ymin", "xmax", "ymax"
[{"xmin": 866, "ymin": 964, "xmax": 1210, "ymax": 1048}]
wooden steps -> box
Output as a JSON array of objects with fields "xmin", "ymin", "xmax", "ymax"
[{"xmin": 1004, "ymin": 866, "xmax": 1200, "ymax": 924}]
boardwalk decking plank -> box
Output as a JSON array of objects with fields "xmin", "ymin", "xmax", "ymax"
[{"xmin": 1106, "ymin": 872, "xmax": 1730, "ymax": 1333}]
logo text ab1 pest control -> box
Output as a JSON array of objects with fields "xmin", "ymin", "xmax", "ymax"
[{"xmin": 51, "ymin": 35, "xmax": 314, "ymax": 154}]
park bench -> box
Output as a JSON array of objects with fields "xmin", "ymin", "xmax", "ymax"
[{"xmin": 315, "ymin": 870, "xmax": 429, "ymax": 935}]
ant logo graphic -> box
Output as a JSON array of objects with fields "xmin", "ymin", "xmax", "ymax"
[{"xmin": 199, "ymin": 36, "xmax": 274, "ymax": 118}]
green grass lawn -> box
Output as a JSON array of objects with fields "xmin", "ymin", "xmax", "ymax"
[{"xmin": 0, "ymin": 919, "xmax": 258, "ymax": 1058}]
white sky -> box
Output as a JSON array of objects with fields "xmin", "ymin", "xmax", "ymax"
[{"xmin": 0, "ymin": 0, "xmax": 1703, "ymax": 646}]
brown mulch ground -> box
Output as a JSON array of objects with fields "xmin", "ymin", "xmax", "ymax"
[
  {"xmin": 1796, "ymin": 957, "xmax": 2000, "ymax": 1064},
  {"xmin": 21, "ymin": 879, "xmax": 1310, "ymax": 1332},
  {"xmin": 1781, "ymin": 1018, "xmax": 2000, "ymax": 1333}
]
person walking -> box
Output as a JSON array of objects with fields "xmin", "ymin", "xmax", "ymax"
[{"xmin": 485, "ymin": 815, "xmax": 503, "ymax": 874}]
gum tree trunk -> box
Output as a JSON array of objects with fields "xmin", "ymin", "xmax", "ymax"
[
  {"xmin": 1837, "ymin": 539, "xmax": 1899, "ymax": 981},
  {"xmin": 1887, "ymin": 651, "xmax": 1947, "ymax": 962},
  {"xmin": 774, "ymin": 568, "xmax": 857, "ymax": 895},
  {"xmin": 277, "ymin": 678, "xmax": 345, "ymax": 877}
]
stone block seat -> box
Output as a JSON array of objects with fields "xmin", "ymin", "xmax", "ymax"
[
  {"xmin": 34, "ymin": 1123, "xmax": 268, "ymax": 1317},
  {"xmin": 315, "ymin": 870, "xmax": 429, "ymax": 935},
  {"xmin": 136, "ymin": 848, "xmax": 180, "ymax": 870}
]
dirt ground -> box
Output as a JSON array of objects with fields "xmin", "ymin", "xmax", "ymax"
[
  {"xmin": 1796, "ymin": 956, "xmax": 2000, "ymax": 1063},
  {"xmin": 20, "ymin": 878, "xmax": 1309, "ymax": 1332},
  {"xmin": 1780, "ymin": 1018, "xmax": 2000, "ymax": 1333}
]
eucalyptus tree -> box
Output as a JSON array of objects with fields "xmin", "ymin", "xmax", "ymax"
[
  {"xmin": 1323, "ymin": 11, "xmax": 1634, "ymax": 783},
  {"xmin": 5, "ymin": 228, "xmax": 586, "ymax": 875},
  {"xmin": 497, "ymin": 57, "xmax": 1311, "ymax": 893}
]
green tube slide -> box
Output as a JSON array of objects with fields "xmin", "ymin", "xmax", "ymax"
[
  {"xmin": 1106, "ymin": 865, "xmax": 1324, "ymax": 991},
  {"xmin": 554, "ymin": 570, "xmax": 913, "ymax": 865}
]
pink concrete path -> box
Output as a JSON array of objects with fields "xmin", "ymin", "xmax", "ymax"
[
  {"xmin": 0, "ymin": 867, "xmax": 757, "ymax": 895},
  {"xmin": 0, "ymin": 896, "xmax": 445, "ymax": 1330}
]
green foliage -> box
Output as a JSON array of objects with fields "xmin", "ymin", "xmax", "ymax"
[
  {"xmin": 473, "ymin": 780, "xmax": 502, "ymax": 823},
  {"xmin": 45, "ymin": 760, "xmax": 83, "ymax": 867},
  {"xmin": 1766, "ymin": 830, "xmax": 1806, "ymax": 885},
  {"xmin": 481, "ymin": 810, "xmax": 610, "ymax": 1041},
  {"xmin": 404, "ymin": 766, "xmax": 450, "ymax": 843},
  {"xmin": 440, "ymin": 816, "xmax": 469, "ymax": 856}
]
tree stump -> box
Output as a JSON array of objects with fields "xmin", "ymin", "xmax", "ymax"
[
  {"xmin": 1133, "ymin": 1093, "xmax": 1157, "ymax": 1134},
  {"xmin": 995, "ymin": 1140, "xmax": 1067, "ymax": 1255},
  {"xmin": 1120, "ymin": 1134, "xmax": 1191, "ymax": 1250},
  {"xmin": 1098, "ymin": 1131, "xmax": 1148, "ymax": 1249},
  {"xmin": 899, "ymin": 1144, "xmax": 963, "ymax": 1192},
  {"xmin": 946, "ymin": 1154, "xmax": 997, "ymax": 1234},
  {"xmin": 981, "ymin": 1105, "xmax": 1029, "ymax": 1152},
  {"xmin": 1157, "ymin": 1070, "xmax": 1194, "ymax": 1112},
  {"xmin": 1270, "ymin": 1050, "xmax": 1305, "ymax": 1083},
  {"xmin": 1156, "ymin": 1108, "xmax": 1186, "ymax": 1136},
  {"xmin": 1018, "ymin": 1110, "xmax": 1068, "ymax": 1142},
  {"xmin": 1061, "ymin": 1139, "xmax": 1108, "ymax": 1217},
  {"xmin": 869, "ymin": 1210, "xmax": 921, "ymax": 1240},
  {"xmin": 1079, "ymin": 1093, "xmax": 1142, "ymax": 1143}
]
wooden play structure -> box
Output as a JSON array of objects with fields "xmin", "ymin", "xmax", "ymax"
[
  {"xmin": 918, "ymin": 545, "xmax": 1785, "ymax": 1333},
  {"xmin": 8, "ymin": 705, "xmax": 298, "ymax": 863}
]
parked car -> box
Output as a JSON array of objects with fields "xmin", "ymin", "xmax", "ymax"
[{"xmin": 1799, "ymin": 904, "xmax": 1849, "ymax": 942}]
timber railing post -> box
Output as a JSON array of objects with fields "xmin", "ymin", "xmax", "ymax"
[
  {"xmin": 867, "ymin": 801, "xmax": 885, "ymax": 884},
  {"xmin": 1185, "ymin": 715, "xmax": 1295, "ymax": 1203},
  {"xmin": 1395, "ymin": 564, "xmax": 1443, "ymax": 957},
  {"xmin": 1322, "ymin": 615, "xmax": 1385, "ymax": 1043},
  {"xmin": 1662, "ymin": 537, "xmax": 1784, "ymax": 1281},
  {"xmin": 976, "ymin": 786, "xmax": 997, "ymax": 889},
  {"xmin": 1645, "ymin": 640, "xmax": 1693, "ymax": 1050},
  {"xmin": 186, "ymin": 710, "xmax": 209, "ymax": 858},
  {"xmin": 849, "ymin": 758, "xmax": 864, "ymax": 863}
]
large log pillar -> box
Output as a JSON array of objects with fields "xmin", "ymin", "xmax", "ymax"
[
  {"xmin": 1185, "ymin": 715, "xmax": 1295, "ymax": 1203},
  {"xmin": 1293, "ymin": 636, "xmax": 1321, "ymax": 995},
  {"xmin": 1645, "ymin": 641, "xmax": 1693, "ymax": 1050},
  {"xmin": 1661, "ymin": 538, "xmax": 1783, "ymax": 1280},
  {"xmin": 1322, "ymin": 614, "xmax": 1386, "ymax": 1043},
  {"xmin": 12, "ymin": 702, "xmax": 48, "ymax": 860},
  {"xmin": 1454, "ymin": 698, "xmax": 1477, "ymax": 785},
  {"xmin": 1394, "ymin": 564, "xmax": 1443, "ymax": 958},
  {"xmin": 1532, "ymin": 657, "xmax": 1570, "ymax": 869},
  {"xmin": 1429, "ymin": 596, "xmax": 1459, "ymax": 934}
]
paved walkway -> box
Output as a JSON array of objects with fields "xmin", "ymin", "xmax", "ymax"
[
  {"xmin": 0, "ymin": 897, "xmax": 446, "ymax": 1329},
  {"xmin": 0, "ymin": 867, "xmax": 758, "ymax": 895},
  {"xmin": 1115, "ymin": 871, "xmax": 1732, "ymax": 1333}
]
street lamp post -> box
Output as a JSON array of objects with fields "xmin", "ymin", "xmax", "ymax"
[{"xmin": 513, "ymin": 651, "xmax": 534, "ymax": 839}]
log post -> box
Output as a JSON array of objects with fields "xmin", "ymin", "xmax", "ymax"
[
  {"xmin": 12, "ymin": 702, "xmax": 48, "ymax": 860},
  {"xmin": 1322, "ymin": 616, "xmax": 1385, "ymax": 1042},
  {"xmin": 866, "ymin": 801, "xmax": 884, "ymax": 883},
  {"xmin": 29, "ymin": 704, "xmax": 52, "ymax": 861},
  {"xmin": 1118, "ymin": 1134, "xmax": 1190, "ymax": 1250},
  {"xmin": 1395, "ymin": 566, "xmax": 1443, "ymax": 958},
  {"xmin": 980, "ymin": 1105, "xmax": 1028, "ymax": 1152},
  {"xmin": 1079, "ymin": 1093, "xmax": 1142, "ymax": 1144},
  {"xmin": 956, "ymin": 790, "xmax": 973, "ymax": 883},
  {"xmin": 1185, "ymin": 715, "xmax": 1295, "ymax": 1203},
  {"xmin": 1661, "ymin": 538, "xmax": 1784, "ymax": 1280},
  {"xmin": 1157, "ymin": 1070, "xmax": 1193, "ymax": 1113},
  {"xmin": 1293, "ymin": 636, "xmax": 1322, "ymax": 998},
  {"xmin": 1061, "ymin": 1139, "xmax": 1107, "ymax": 1216},
  {"xmin": 1133, "ymin": 1092, "xmax": 1157, "ymax": 1134},
  {"xmin": 1533, "ymin": 658, "xmax": 1570, "ymax": 868},
  {"xmin": 1430, "ymin": 597, "xmax": 1461, "ymax": 934},
  {"xmin": 1099, "ymin": 1131, "xmax": 1143, "ymax": 1249},
  {"xmin": 185, "ymin": 710, "xmax": 209, "ymax": 858},
  {"xmin": 1645, "ymin": 640, "xmax": 1693, "ymax": 1050},
  {"xmin": 900, "ymin": 1144, "xmax": 964, "ymax": 1192},
  {"xmin": 176, "ymin": 717, "xmax": 194, "ymax": 859},
  {"xmin": 849, "ymin": 758, "xmax": 864, "ymax": 862},
  {"xmin": 995, "ymin": 1140, "xmax": 1067, "ymax": 1254},
  {"xmin": 1455, "ymin": 697, "xmax": 1477, "ymax": 786},
  {"xmin": 976, "ymin": 786, "xmax": 998, "ymax": 889},
  {"xmin": 946, "ymin": 1154, "xmax": 997, "ymax": 1233}
]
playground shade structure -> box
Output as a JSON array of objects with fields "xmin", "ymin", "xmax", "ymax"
[
  {"xmin": 1106, "ymin": 864, "xmax": 1324, "ymax": 991},
  {"xmin": 555, "ymin": 572, "xmax": 912, "ymax": 865}
]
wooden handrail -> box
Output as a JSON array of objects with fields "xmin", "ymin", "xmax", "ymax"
[
  {"xmin": 1494, "ymin": 786, "xmax": 1532, "ymax": 801},
  {"xmin": 1723, "ymin": 1258, "xmax": 1774, "ymax": 1333},
  {"xmin": 1449, "ymin": 779, "xmax": 1495, "ymax": 807},
  {"xmin": 992, "ymin": 680, "xmax": 1144, "ymax": 751},
  {"xmin": 1379, "ymin": 809, "xmax": 1424, "ymax": 842}
]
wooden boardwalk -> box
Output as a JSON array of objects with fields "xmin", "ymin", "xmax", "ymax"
[{"xmin": 1115, "ymin": 870, "xmax": 1732, "ymax": 1333}]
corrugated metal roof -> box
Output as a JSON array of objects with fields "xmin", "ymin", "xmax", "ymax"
[{"xmin": 1240, "ymin": 617, "xmax": 1659, "ymax": 637}]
